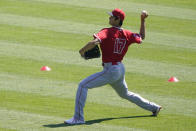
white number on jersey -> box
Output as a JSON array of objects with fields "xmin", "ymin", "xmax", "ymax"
[{"xmin": 114, "ymin": 38, "xmax": 127, "ymax": 54}]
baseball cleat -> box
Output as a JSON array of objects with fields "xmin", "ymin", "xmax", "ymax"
[
  {"xmin": 152, "ymin": 106, "xmax": 162, "ymax": 116},
  {"xmin": 64, "ymin": 117, "xmax": 85, "ymax": 125}
]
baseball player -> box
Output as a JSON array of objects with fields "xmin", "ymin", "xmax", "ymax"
[{"xmin": 65, "ymin": 8, "xmax": 162, "ymax": 125}]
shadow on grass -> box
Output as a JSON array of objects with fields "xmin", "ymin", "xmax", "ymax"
[{"xmin": 43, "ymin": 115, "xmax": 153, "ymax": 128}]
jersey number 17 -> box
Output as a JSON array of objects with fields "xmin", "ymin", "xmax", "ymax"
[{"xmin": 114, "ymin": 38, "xmax": 126, "ymax": 54}]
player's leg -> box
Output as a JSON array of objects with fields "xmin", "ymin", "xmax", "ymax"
[
  {"xmin": 73, "ymin": 67, "xmax": 111, "ymax": 122},
  {"xmin": 110, "ymin": 64, "xmax": 161, "ymax": 113},
  {"xmin": 65, "ymin": 63, "xmax": 125, "ymax": 124},
  {"xmin": 111, "ymin": 79, "xmax": 160, "ymax": 112}
]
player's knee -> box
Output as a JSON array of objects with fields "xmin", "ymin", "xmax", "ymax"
[
  {"xmin": 118, "ymin": 90, "xmax": 129, "ymax": 99},
  {"xmin": 79, "ymin": 81, "xmax": 90, "ymax": 89},
  {"xmin": 119, "ymin": 94, "xmax": 127, "ymax": 99},
  {"xmin": 79, "ymin": 81, "xmax": 85, "ymax": 88}
]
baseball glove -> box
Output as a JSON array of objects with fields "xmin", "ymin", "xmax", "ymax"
[{"xmin": 83, "ymin": 45, "xmax": 101, "ymax": 60}]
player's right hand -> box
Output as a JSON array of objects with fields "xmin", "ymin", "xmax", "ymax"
[{"xmin": 141, "ymin": 10, "xmax": 148, "ymax": 20}]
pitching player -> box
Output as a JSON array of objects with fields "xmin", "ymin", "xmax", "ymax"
[{"xmin": 65, "ymin": 8, "xmax": 162, "ymax": 124}]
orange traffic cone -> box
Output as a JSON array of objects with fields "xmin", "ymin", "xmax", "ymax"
[
  {"xmin": 168, "ymin": 77, "xmax": 179, "ymax": 82},
  {"xmin": 40, "ymin": 66, "xmax": 51, "ymax": 71}
]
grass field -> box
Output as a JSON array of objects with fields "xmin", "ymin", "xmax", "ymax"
[{"xmin": 0, "ymin": 0, "xmax": 196, "ymax": 130}]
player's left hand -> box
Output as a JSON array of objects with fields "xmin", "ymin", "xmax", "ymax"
[
  {"xmin": 79, "ymin": 49, "xmax": 85, "ymax": 57},
  {"xmin": 80, "ymin": 45, "xmax": 101, "ymax": 60}
]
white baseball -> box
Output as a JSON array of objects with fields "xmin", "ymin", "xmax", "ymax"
[{"xmin": 141, "ymin": 10, "xmax": 147, "ymax": 15}]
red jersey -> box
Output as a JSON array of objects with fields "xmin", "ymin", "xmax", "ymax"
[{"xmin": 93, "ymin": 27, "xmax": 142, "ymax": 63}]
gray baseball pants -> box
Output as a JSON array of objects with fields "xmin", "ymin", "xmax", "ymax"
[{"xmin": 74, "ymin": 62, "xmax": 160, "ymax": 121}]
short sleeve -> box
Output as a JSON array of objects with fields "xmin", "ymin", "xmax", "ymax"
[
  {"xmin": 93, "ymin": 28, "xmax": 107, "ymax": 43},
  {"xmin": 130, "ymin": 33, "xmax": 142, "ymax": 44}
]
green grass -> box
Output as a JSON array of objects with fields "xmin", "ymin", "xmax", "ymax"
[
  {"xmin": 126, "ymin": 0, "xmax": 196, "ymax": 9},
  {"xmin": 0, "ymin": 0, "xmax": 195, "ymax": 131}
]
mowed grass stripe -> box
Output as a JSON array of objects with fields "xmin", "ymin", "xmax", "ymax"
[
  {"xmin": 0, "ymin": 13, "xmax": 100, "ymax": 35},
  {"xmin": 0, "ymin": 72, "xmax": 195, "ymax": 117},
  {"xmin": 0, "ymin": 90, "xmax": 154, "ymax": 131},
  {"xmin": 0, "ymin": 54, "xmax": 195, "ymax": 100},
  {"xmin": 0, "ymin": 41, "xmax": 195, "ymax": 82},
  {"xmin": 124, "ymin": 58, "xmax": 196, "ymax": 82},
  {"xmin": 33, "ymin": 0, "xmax": 196, "ymax": 20},
  {"xmin": 0, "ymin": 108, "xmax": 150, "ymax": 131},
  {"xmin": 0, "ymin": 14, "xmax": 195, "ymax": 50},
  {"xmin": 125, "ymin": 0, "xmax": 196, "ymax": 9},
  {"xmin": 0, "ymin": 24, "xmax": 87, "ymax": 51},
  {"xmin": 126, "ymin": 43, "xmax": 196, "ymax": 67},
  {"xmin": 1, "ymin": 0, "xmax": 195, "ymax": 37},
  {"xmin": 0, "ymin": 108, "xmax": 64, "ymax": 131},
  {"xmin": 1, "ymin": 90, "xmax": 196, "ymax": 131},
  {"xmin": 0, "ymin": 128, "xmax": 17, "ymax": 131},
  {"xmin": 0, "ymin": 24, "xmax": 195, "ymax": 67}
]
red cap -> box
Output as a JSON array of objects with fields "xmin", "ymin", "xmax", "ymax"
[{"xmin": 108, "ymin": 8, "xmax": 125, "ymax": 21}]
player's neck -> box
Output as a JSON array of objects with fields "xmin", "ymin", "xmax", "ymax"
[
  {"xmin": 113, "ymin": 24, "xmax": 120, "ymax": 27},
  {"xmin": 110, "ymin": 22, "xmax": 120, "ymax": 27},
  {"xmin": 112, "ymin": 26, "xmax": 122, "ymax": 30}
]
